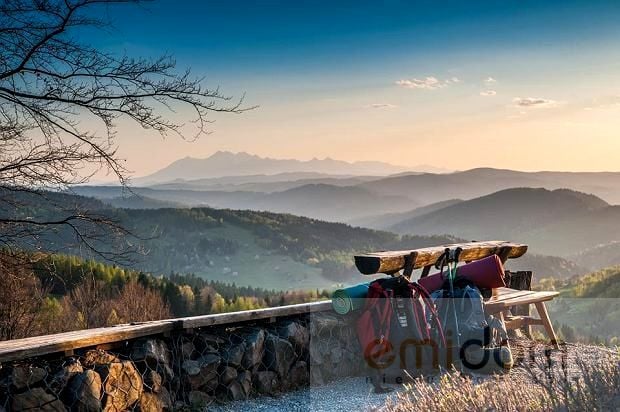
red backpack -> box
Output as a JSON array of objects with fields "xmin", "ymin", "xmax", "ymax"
[{"xmin": 356, "ymin": 276, "xmax": 446, "ymax": 381}]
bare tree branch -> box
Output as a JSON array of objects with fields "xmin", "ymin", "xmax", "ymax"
[{"xmin": 0, "ymin": 0, "xmax": 253, "ymax": 261}]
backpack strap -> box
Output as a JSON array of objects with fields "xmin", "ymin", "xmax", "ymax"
[
  {"xmin": 366, "ymin": 282, "xmax": 394, "ymax": 345},
  {"xmin": 410, "ymin": 283, "xmax": 447, "ymax": 347}
]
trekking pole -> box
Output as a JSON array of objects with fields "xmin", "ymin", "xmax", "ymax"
[{"xmin": 446, "ymin": 248, "xmax": 463, "ymax": 369}]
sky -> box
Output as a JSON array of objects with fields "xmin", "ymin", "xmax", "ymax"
[{"xmin": 89, "ymin": 0, "xmax": 620, "ymax": 176}]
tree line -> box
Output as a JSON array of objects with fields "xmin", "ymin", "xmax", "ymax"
[{"xmin": 0, "ymin": 252, "xmax": 329, "ymax": 341}]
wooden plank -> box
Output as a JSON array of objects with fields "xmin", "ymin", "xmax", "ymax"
[
  {"xmin": 354, "ymin": 240, "xmax": 528, "ymax": 275},
  {"xmin": 485, "ymin": 291, "xmax": 558, "ymax": 313},
  {"xmin": 0, "ymin": 301, "xmax": 334, "ymax": 363},
  {"xmin": 487, "ymin": 289, "xmax": 534, "ymax": 304},
  {"xmin": 0, "ymin": 322, "xmax": 174, "ymax": 363},
  {"xmin": 504, "ymin": 316, "xmax": 543, "ymax": 329},
  {"xmin": 180, "ymin": 301, "xmax": 332, "ymax": 329}
]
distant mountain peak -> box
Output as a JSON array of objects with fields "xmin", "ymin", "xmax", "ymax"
[{"xmin": 134, "ymin": 151, "xmax": 445, "ymax": 185}]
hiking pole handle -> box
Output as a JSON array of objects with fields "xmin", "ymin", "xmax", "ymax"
[{"xmin": 449, "ymin": 247, "xmax": 463, "ymax": 263}]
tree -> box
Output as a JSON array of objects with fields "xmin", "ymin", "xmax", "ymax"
[
  {"xmin": 0, "ymin": 0, "xmax": 250, "ymax": 259},
  {"xmin": 0, "ymin": 252, "xmax": 48, "ymax": 339},
  {"xmin": 112, "ymin": 280, "xmax": 172, "ymax": 323},
  {"xmin": 66, "ymin": 275, "xmax": 111, "ymax": 329}
]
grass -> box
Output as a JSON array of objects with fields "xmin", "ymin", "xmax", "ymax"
[{"xmin": 381, "ymin": 341, "xmax": 619, "ymax": 412}]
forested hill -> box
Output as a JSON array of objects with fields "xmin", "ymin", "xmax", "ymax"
[
  {"xmin": 109, "ymin": 207, "xmax": 460, "ymax": 289},
  {"xmin": 2, "ymin": 190, "xmax": 586, "ymax": 289},
  {"xmin": 0, "ymin": 189, "xmax": 456, "ymax": 288},
  {"xmin": 541, "ymin": 266, "xmax": 620, "ymax": 345}
]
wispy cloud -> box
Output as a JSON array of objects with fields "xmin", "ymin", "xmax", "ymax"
[
  {"xmin": 484, "ymin": 77, "xmax": 497, "ymax": 85},
  {"xmin": 480, "ymin": 90, "xmax": 497, "ymax": 97},
  {"xmin": 366, "ymin": 103, "xmax": 398, "ymax": 109},
  {"xmin": 396, "ymin": 76, "xmax": 459, "ymax": 90},
  {"xmin": 513, "ymin": 97, "xmax": 561, "ymax": 108}
]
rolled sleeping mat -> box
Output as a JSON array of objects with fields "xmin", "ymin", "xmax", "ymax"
[
  {"xmin": 331, "ymin": 283, "xmax": 370, "ymax": 315},
  {"xmin": 418, "ymin": 255, "xmax": 506, "ymax": 293}
]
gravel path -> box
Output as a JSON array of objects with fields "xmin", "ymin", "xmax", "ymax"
[{"xmin": 209, "ymin": 377, "xmax": 404, "ymax": 412}]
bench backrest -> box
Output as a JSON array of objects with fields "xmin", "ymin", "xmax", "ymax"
[{"xmin": 354, "ymin": 240, "xmax": 528, "ymax": 275}]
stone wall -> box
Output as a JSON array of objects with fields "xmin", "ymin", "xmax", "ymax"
[{"xmin": 0, "ymin": 310, "xmax": 364, "ymax": 411}]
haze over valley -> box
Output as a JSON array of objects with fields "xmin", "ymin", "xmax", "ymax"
[{"xmin": 60, "ymin": 151, "xmax": 620, "ymax": 287}]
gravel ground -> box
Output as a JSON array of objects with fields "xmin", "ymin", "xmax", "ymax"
[{"xmin": 209, "ymin": 376, "xmax": 404, "ymax": 412}]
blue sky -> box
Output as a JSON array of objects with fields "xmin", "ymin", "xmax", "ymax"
[{"xmin": 89, "ymin": 1, "xmax": 620, "ymax": 174}]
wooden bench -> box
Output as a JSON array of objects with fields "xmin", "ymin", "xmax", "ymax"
[
  {"xmin": 354, "ymin": 240, "xmax": 560, "ymax": 348},
  {"xmin": 486, "ymin": 287, "xmax": 560, "ymax": 348}
]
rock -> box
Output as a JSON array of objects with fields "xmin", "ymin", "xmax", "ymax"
[
  {"xmin": 131, "ymin": 339, "xmax": 171, "ymax": 369},
  {"xmin": 241, "ymin": 329, "xmax": 266, "ymax": 369},
  {"xmin": 66, "ymin": 370, "xmax": 102, "ymax": 412},
  {"xmin": 222, "ymin": 343, "xmax": 245, "ymax": 367},
  {"xmin": 49, "ymin": 359, "xmax": 83, "ymax": 395},
  {"xmin": 12, "ymin": 387, "xmax": 66, "ymax": 411},
  {"xmin": 309, "ymin": 314, "xmax": 345, "ymax": 336},
  {"xmin": 309, "ymin": 341, "xmax": 323, "ymax": 366},
  {"xmin": 181, "ymin": 341, "xmax": 196, "ymax": 359},
  {"xmin": 11, "ymin": 364, "xmax": 47, "ymax": 390},
  {"xmin": 187, "ymin": 390, "xmax": 213, "ymax": 408},
  {"xmin": 264, "ymin": 334, "xmax": 295, "ymax": 378},
  {"xmin": 330, "ymin": 346, "xmax": 343, "ymax": 363},
  {"xmin": 219, "ymin": 366, "xmax": 237, "ymax": 385},
  {"xmin": 182, "ymin": 354, "xmax": 220, "ymax": 392},
  {"xmin": 143, "ymin": 369, "xmax": 163, "ymax": 393},
  {"xmin": 136, "ymin": 387, "xmax": 172, "ymax": 412},
  {"xmin": 97, "ymin": 360, "xmax": 143, "ymax": 411},
  {"xmin": 237, "ymin": 371, "xmax": 252, "ymax": 397},
  {"xmin": 310, "ymin": 367, "xmax": 324, "ymax": 386},
  {"xmin": 200, "ymin": 333, "xmax": 226, "ymax": 347},
  {"xmin": 289, "ymin": 361, "xmax": 309, "ymax": 388},
  {"xmin": 225, "ymin": 380, "xmax": 245, "ymax": 401},
  {"xmin": 253, "ymin": 371, "xmax": 279, "ymax": 396},
  {"xmin": 279, "ymin": 321, "xmax": 309, "ymax": 350},
  {"xmin": 155, "ymin": 363, "xmax": 174, "ymax": 385},
  {"xmin": 196, "ymin": 333, "xmax": 224, "ymax": 353},
  {"xmin": 82, "ymin": 350, "xmax": 118, "ymax": 368}
]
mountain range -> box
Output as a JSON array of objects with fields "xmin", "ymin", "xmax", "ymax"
[
  {"xmin": 1, "ymin": 190, "xmax": 589, "ymax": 289},
  {"xmin": 73, "ymin": 184, "xmax": 417, "ymax": 222},
  {"xmin": 357, "ymin": 167, "xmax": 620, "ymax": 204},
  {"xmin": 69, "ymin": 155, "xmax": 620, "ymax": 274},
  {"xmin": 132, "ymin": 151, "xmax": 449, "ymax": 185},
  {"xmin": 369, "ymin": 187, "xmax": 620, "ymax": 258},
  {"xmin": 68, "ymin": 185, "xmax": 620, "ymax": 273}
]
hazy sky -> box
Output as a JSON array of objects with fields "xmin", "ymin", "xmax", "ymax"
[{"xmin": 91, "ymin": 0, "xmax": 620, "ymax": 176}]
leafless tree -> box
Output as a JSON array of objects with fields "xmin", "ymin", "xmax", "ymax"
[
  {"xmin": 112, "ymin": 279, "xmax": 172, "ymax": 323},
  {"xmin": 0, "ymin": 0, "xmax": 251, "ymax": 259},
  {"xmin": 66, "ymin": 275, "xmax": 111, "ymax": 329},
  {"xmin": 0, "ymin": 253, "xmax": 48, "ymax": 339}
]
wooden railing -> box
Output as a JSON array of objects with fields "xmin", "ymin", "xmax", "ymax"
[{"xmin": 0, "ymin": 300, "xmax": 332, "ymax": 363}]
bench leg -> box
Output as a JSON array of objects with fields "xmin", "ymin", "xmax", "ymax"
[
  {"xmin": 519, "ymin": 305, "xmax": 533, "ymax": 339},
  {"xmin": 497, "ymin": 311, "xmax": 511, "ymax": 348},
  {"xmin": 534, "ymin": 302, "xmax": 559, "ymax": 349}
]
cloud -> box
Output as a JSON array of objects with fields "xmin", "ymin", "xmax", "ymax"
[
  {"xmin": 484, "ymin": 77, "xmax": 497, "ymax": 85},
  {"xmin": 396, "ymin": 76, "xmax": 459, "ymax": 90},
  {"xmin": 366, "ymin": 103, "xmax": 398, "ymax": 109},
  {"xmin": 480, "ymin": 90, "xmax": 497, "ymax": 97},
  {"xmin": 512, "ymin": 97, "xmax": 560, "ymax": 108}
]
